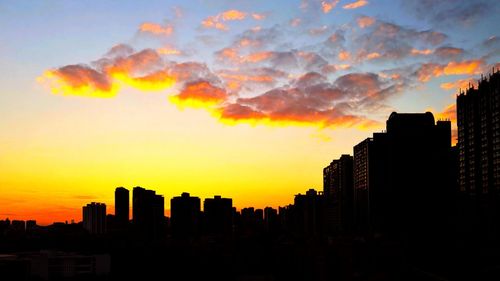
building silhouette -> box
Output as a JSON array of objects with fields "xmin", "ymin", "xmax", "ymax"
[
  {"xmin": 82, "ymin": 202, "xmax": 106, "ymax": 235},
  {"xmin": 170, "ymin": 192, "xmax": 201, "ymax": 237},
  {"xmin": 456, "ymin": 69, "xmax": 500, "ymax": 247},
  {"xmin": 457, "ymin": 70, "xmax": 500, "ymax": 194},
  {"xmin": 25, "ymin": 220, "xmax": 36, "ymax": 232},
  {"xmin": 11, "ymin": 220, "xmax": 26, "ymax": 233},
  {"xmin": 203, "ymin": 195, "xmax": 233, "ymax": 236},
  {"xmin": 323, "ymin": 154, "xmax": 354, "ymax": 233},
  {"xmin": 353, "ymin": 112, "xmax": 452, "ymax": 243},
  {"xmin": 263, "ymin": 207, "xmax": 279, "ymax": 233},
  {"xmin": 115, "ymin": 187, "xmax": 129, "ymax": 226},
  {"xmin": 132, "ymin": 187, "xmax": 164, "ymax": 237},
  {"xmin": 293, "ymin": 189, "xmax": 325, "ymax": 237}
]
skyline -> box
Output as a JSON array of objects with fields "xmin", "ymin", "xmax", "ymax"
[{"xmin": 1, "ymin": 0, "xmax": 499, "ymax": 225}]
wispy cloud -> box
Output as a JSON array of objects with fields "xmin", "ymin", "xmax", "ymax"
[
  {"xmin": 343, "ymin": 0, "xmax": 368, "ymax": 10},
  {"xmin": 139, "ymin": 22, "xmax": 173, "ymax": 36}
]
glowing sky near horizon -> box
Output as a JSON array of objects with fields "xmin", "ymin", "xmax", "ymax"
[{"xmin": 0, "ymin": 0, "xmax": 499, "ymax": 225}]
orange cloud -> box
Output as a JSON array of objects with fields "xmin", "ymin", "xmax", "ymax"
[
  {"xmin": 417, "ymin": 59, "xmax": 484, "ymax": 82},
  {"xmin": 169, "ymin": 81, "xmax": 227, "ymax": 108},
  {"xmin": 440, "ymin": 78, "xmax": 474, "ymax": 91},
  {"xmin": 338, "ymin": 51, "xmax": 351, "ymax": 61},
  {"xmin": 321, "ymin": 0, "xmax": 340, "ymax": 13},
  {"xmin": 221, "ymin": 9, "xmax": 246, "ymax": 21},
  {"xmin": 157, "ymin": 46, "xmax": 182, "ymax": 55},
  {"xmin": 110, "ymin": 70, "xmax": 176, "ymax": 92},
  {"xmin": 38, "ymin": 48, "xmax": 179, "ymax": 97},
  {"xmin": 216, "ymin": 103, "xmax": 380, "ymax": 129},
  {"xmin": 139, "ymin": 22, "xmax": 173, "ymax": 36},
  {"xmin": 243, "ymin": 51, "xmax": 274, "ymax": 63},
  {"xmin": 37, "ymin": 65, "xmax": 117, "ymax": 98},
  {"xmin": 201, "ymin": 16, "xmax": 228, "ymax": 30},
  {"xmin": 357, "ymin": 16, "xmax": 375, "ymax": 28},
  {"xmin": 343, "ymin": 0, "xmax": 369, "ymax": 9},
  {"xmin": 236, "ymin": 38, "xmax": 261, "ymax": 48},
  {"xmin": 366, "ymin": 52, "xmax": 381, "ymax": 60},
  {"xmin": 201, "ymin": 9, "xmax": 247, "ymax": 30}
]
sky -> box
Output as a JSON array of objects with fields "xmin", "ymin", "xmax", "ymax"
[{"xmin": 0, "ymin": 0, "xmax": 499, "ymax": 225}]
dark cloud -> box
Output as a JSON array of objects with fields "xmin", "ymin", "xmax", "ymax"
[
  {"xmin": 434, "ymin": 46, "xmax": 464, "ymax": 59},
  {"xmin": 405, "ymin": 0, "xmax": 497, "ymax": 26},
  {"xmin": 352, "ymin": 19, "xmax": 448, "ymax": 62}
]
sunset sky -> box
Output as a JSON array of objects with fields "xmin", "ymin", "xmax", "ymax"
[{"xmin": 0, "ymin": 0, "xmax": 499, "ymax": 225}]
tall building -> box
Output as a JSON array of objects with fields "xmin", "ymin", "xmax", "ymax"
[
  {"xmin": 170, "ymin": 192, "xmax": 201, "ymax": 237},
  {"xmin": 457, "ymin": 70, "xmax": 500, "ymax": 195},
  {"xmin": 82, "ymin": 202, "xmax": 106, "ymax": 234},
  {"xmin": 456, "ymin": 70, "xmax": 500, "ymax": 243},
  {"xmin": 11, "ymin": 220, "xmax": 26, "ymax": 233},
  {"xmin": 353, "ymin": 112, "xmax": 452, "ymax": 238},
  {"xmin": 293, "ymin": 189, "xmax": 325, "ymax": 237},
  {"xmin": 115, "ymin": 187, "xmax": 129, "ymax": 225},
  {"xmin": 203, "ymin": 195, "xmax": 233, "ymax": 236},
  {"xmin": 323, "ymin": 154, "xmax": 354, "ymax": 232},
  {"xmin": 132, "ymin": 187, "xmax": 165, "ymax": 237}
]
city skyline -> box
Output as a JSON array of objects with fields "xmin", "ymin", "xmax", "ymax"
[{"xmin": 1, "ymin": 0, "xmax": 499, "ymax": 225}]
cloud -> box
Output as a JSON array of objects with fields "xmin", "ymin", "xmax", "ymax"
[
  {"xmin": 440, "ymin": 78, "xmax": 474, "ymax": 91},
  {"xmin": 169, "ymin": 80, "xmax": 227, "ymax": 108},
  {"xmin": 289, "ymin": 18, "xmax": 302, "ymax": 27},
  {"xmin": 157, "ymin": 46, "xmax": 182, "ymax": 56},
  {"xmin": 410, "ymin": 49, "xmax": 433, "ymax": 56},
  {"xmin": 434, "ymin": 46, "xmax": 464, "ymax": 59},
  {"xmin": 343, "ymin": 0, "xmax": 369, "ymax": 10},
  {"xmin": 351, "ymin": 19, "xmax": 448, "ymax": 62},
  {"xmin": 357, "ymin": 16, "xmax": 375, "ymax": 28},
  {"xmin": 309, "ymin": 25, "xmax": 329, "ymax": 36},
  {"xmin": 201, "ymin": 9, "xmax": 248, "ymax": 30},
  {"xmin": 217, "ymin": 67, "xmax": 288, "ymax": 92},
  {"xmin": 338, "ymin": 51, "xmax": 351, "ymax": 61},
  {"xmin": 38, "ymin": 45, "xmax": 224, "ymax": 98},
  {"xmin": 321, "ymin": 0, "xmax": 340, "ymax": 13},
  {"xmin": 251, "ymin": 13, "xmax": 266, "ymax": 20},
  {"xmin": 405, "ymin": 0, "xmax": 497, "ymax": 26},
  {"xmin": 139, "ymin": 22, "xmax": 173, "ymax": 36},
  {"xmin": 417, "ymin": 59, "xmax": 485, "ymax": 82},
  {"xmin": 213, "ymin": 71, "xmax": 404, "ymax": 129},
  {"xmin": 37, "ymin": 65, "xmax": 117, "ymax": 98}
]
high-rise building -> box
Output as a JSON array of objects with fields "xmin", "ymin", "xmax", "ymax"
[
  {"xmin": 293, "ymin": 189, "xmax": 325, "ymax": 237},
  {"xmin": 115, "ymin": 187, "xmax": 129, "ymax": 225},
  {"xmin": 203, "ymin": 195, "xmax": 233, "ymax": 236},
  {"xmin": 170, "ymin": 192, "xmax": 201, "ymax": 237},
  {"xmin": 132, "ymin": 187, "xmax": 165, "ymax": 236},
  {"xmin": 323, "ymin": 154, "xmax": 354, "ymax": 232},
  {"xmin": 82, "ymin": 202, "xmax": 106, "ymax": 234},
  {"xmin": 26, "ymin": 220, "xmax": 36, "ymax": 231},
  {"xmin": 457, "ymin": 70, "xmax": 500, "ymax": 195},
  {"xmin": 353, "ymin": 112, "xmax": 452, "ymax": 238},
  {"xmin": 456, "ymin": 70, "xmax": 500, "ymax": 244},
  {"xmin": 11, "ymin": 220, "xmax": 26, "ymax": 233}
]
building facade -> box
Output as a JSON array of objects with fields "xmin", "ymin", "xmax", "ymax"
[
  {"xmin": 115, "ymin": 187, "xmax": 129, "ymax": 225},
  {"xmin": 132, "ymin": 187, "xmax": 165, "ymax": 237},
  {"xmin": 82, "ymin": 202, "xmax": 106, "ymax": 235}
]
